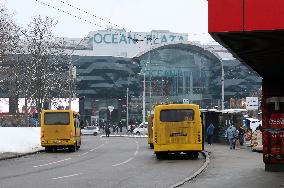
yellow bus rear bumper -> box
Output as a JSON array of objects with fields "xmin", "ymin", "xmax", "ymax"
[
  {"xmin": 41, "ymin": 139, "xmax": 76, "ymax": 147},
  {"xmin": 154, "ymin": 143, "xmax": 202, "ymax": 152}
]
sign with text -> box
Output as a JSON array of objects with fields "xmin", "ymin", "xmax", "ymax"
[
  {"xmin": 92, "ymin": 30, "xmax": 188, "ymax": 58},
  {"xmin": 246, "ymin": 97, "xmax": 258, "ymax": 110}
]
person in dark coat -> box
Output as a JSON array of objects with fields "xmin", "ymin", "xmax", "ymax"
[
  {"xmin": 105, "ymin": 124, "xmax": 110, "ymax": 137},
  {"xmin": 206, "ymin": 123, "xmax": 215, "ymax": 145},
  {"xmin": 119, "ymin": 120, "xmax": 123, "ymax": 133}
]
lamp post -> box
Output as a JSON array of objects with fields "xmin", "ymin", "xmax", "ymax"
[
  {"xmin": 221, "ymin": 60, "xmax": 224, "ymax": 110},
  {"xmin": 126, "ymin": 87, "xmax": 129, "ymax": 129},
  {"xmin": 142, "ymin": 71, "xmax": 146, "ymax": 126}
]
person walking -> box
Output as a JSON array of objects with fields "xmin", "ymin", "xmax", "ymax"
[
  {"xmin": 105, "ymin": 124, "xmax": 110, "ymax": 137},
  {"xmin": 225, "ymin": 124, "xmax": 237, "ymax": 150},
  {"xmin": 206, "ymin": 123, "xmax": 215, "ymax": 145},
  {"xmin": 238, "ymin": 126, "xmax": 245, "ymax": 146}
]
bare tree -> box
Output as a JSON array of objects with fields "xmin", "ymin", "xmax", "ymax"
[
  {"xmin": 24, "ymin": 15, "xmax": 72, "ymax": 113},
  {"xmin": 0, "ymin": 4, "xmax": 24, "ymax": 114}
]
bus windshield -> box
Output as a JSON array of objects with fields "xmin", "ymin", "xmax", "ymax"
[
  {"xmin": 160, "ymin": 109, "xmax": 194, "ymax": 122},
  {"xmin": 44, "ymin": 112, "xmax": 70, "ymax": 125}
]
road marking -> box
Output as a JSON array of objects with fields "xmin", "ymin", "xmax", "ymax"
[
  {"xmin": 78, "ymin": 151, "xmax": 89, "ymax": 156},
  {"xmin": 134, "ymin": 140, "xmax": 139, "ymax": 156},
  {"xmin": 33, "ymin": 158, "xmax": 72, "ymax": 168},
  {"xmin": 112, "ymin": 138, "xmax": 139, "ymax": 167},
  {"xmin": 90, "ymin": 144, "xmax": 104, "ymax": 151},
  {"xmin": 77, "ymin": 143, "xmax": 105, "ymax": 156},
  {"xmin": 112, "ymin": 157, "xmax": 134, "ymax": 167},
  {"xmin": 52, "ymin": 172, "xmax": 83, "ymax": 180}
]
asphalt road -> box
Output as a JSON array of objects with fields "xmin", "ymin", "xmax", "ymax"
[{"xmin": 0, "ymin": 136, "xmax": 205, "ymax": 188}]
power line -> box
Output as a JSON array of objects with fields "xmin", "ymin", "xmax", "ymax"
[
  {"xmin": 35, "ymin": 0, "xmax": 160, "ymax": 42},
  {"xmin": 35, "ymin": 0, "xmax": 106, "ymax": 31},
  {"xmin": 55, "ymin": 0, "xmax": 211, "ymax": 39},
  {"xmin": 34, "ymin": 0, "xmax": 147, "ymax": 53},
  {"xmin": 56, "ymin": 0, "xmax": 125, "ymax": 30}
]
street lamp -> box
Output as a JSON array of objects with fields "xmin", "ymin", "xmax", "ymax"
[
  {"xmin": 137, "ymin": 70, "xmax": 146, "ymax": 127},
  {"xmin": 142, "ymin": 71, "xmax": 146, "ymax": 127},
  {"xmin": 221, "ymin": 60, "xmax": 224, "ymax": 110},
  {"xmin": 68, "ymin": 64, "xmax": 76, "ymax": 109},
  {"xmin": 126, "ymin": 87, "xmax": 129, "ymax": 129}
]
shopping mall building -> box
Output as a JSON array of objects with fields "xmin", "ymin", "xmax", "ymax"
[{"xmin": 63, "ymin": 29, "xmax": 261, "ymax": 124}]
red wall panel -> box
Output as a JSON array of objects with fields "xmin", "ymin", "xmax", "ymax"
[
  {"xmin": 208, "ymin": 0, "xmax": 243, "ymax": 32},
  {"xmin": 245, "ymin": 0, "xmax": 284, "ymax": 31}
]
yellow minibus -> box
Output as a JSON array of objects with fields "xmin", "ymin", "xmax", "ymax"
[
  {"xmin": 153, "ymin": 104, "xmax": 203, "ymax": 159},
  {"xmin": 40, "ymin": 110, "xmax": 81, "ymax": 152}
]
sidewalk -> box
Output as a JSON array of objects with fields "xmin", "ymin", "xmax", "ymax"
[{"xmin": 185, "ymin": 143, "xmax": 284, "ymax": 188}]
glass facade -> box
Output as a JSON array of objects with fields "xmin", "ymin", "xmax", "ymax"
[
  {"xmin": 73, "ymin": 43, "xmax": 261, "ymax": 124},
  {"xmin": 137, "ymin": 43, "xmax": 222, "ymax": 111}
]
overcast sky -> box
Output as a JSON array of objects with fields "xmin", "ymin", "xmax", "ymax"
[{"xmin": 3, "ymin": 0, "xmax": 215, "ymax": 44}]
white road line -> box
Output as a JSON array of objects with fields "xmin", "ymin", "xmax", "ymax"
[
  {"xmin": 90, "ymin": 144, "xmax": 104, "ymax": 152},
  {"xmin": 52, "ymin": 172, "xmax": 83, "ymax": 180},
  {"xmin": 112, "ymin": 138, "xmax": 140, "ymax": 167},
  {"xmin": 78, "ymin": 151, "xmax": 89, "ymax": 156},
  {"xmin": 33, "ymin": 158, "xmax": 72, "ymax": 168},
  {"xmin": 77, "ymin": 143, "xmax": 105, "ymax": 156},
  {"xmin": 112, "ymin": 157, "xmax": 134, "ymax": 167},
  {"xmin": 134, "ymin": 140, "xmax": 139, "ymax": 156}
]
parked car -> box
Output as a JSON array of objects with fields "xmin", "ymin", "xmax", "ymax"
[
  {"xmin": 81, "ymin": 126, "xmax": 100, "ymax": 136},
  {"xmin": 133, "ymin": 122, "xmax": 148, "ymax": 135}
]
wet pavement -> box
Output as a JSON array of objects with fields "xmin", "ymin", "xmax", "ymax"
[{"xmin": 182, "ymin": 143, "xmax": 284, "ymax": 188}]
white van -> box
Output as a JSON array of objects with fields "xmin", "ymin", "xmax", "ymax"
[{"xmin": 245, "ymin": 118, "xmax": 261, "ymax": 132}]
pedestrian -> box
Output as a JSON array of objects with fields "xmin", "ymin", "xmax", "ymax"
[
  {"xmin": 119, "ymin": 120, "xmax": 123, "ymax": 133},
  {"xmin": 206, "ymin": 123, "xmax": 215, "ymax": 145},
  {"xmin": 115, "ymin": 125, "xmax": 119, "ymax": 135},
  {"xmin": 235, "ymin": 129, "xmax": 240, "ymax": 149},
  {"xmin": 225, "ymin": 124, "xmax": 237, "ymax": 150},
  {"xmin": 238, "ymin": 126, "xmax": 245, "ymax": 146},
  {"xmin": 105, "ymin": 124, "xmax": 110, "ymax": 137}
]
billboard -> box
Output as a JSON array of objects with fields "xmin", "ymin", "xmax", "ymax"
[
  {"xmin": 246, "ymin": 97, "xmax": 259, "ymax": 110},
  {"xmin": 92, "ymin": 30, "xmax": 188, "ymax": 58},
  {"xmin": 50, "ymin": 98, "xmax": 79, "ymax": 112},
  {"xmin": 0, "ymin": 98, "xmax": 9, "ymax": 113}
]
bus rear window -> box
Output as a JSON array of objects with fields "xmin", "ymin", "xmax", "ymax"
[
  {"xmin": 44, "ymin": 112, "xmax": 70, "ymax": 125},
  {"xmin": 160, "ymin": 109, "xmax": 194, "ymax": 122}
]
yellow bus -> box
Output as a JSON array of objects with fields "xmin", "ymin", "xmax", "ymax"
[
  {"xmin": 40, "ymin": 110, "xmax": 81, "ymax": 152},
  {"xmin": 147, "ymin": 114, "xmax": 154, "ymax": 149},
  {"xmin": 153, "ymin": 104, "xmax": 203, "ymax": 159}
]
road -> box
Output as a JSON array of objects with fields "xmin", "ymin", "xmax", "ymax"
[{"xmin": 0, "ymin": 136, "xmax": 205, "ymax": 188}]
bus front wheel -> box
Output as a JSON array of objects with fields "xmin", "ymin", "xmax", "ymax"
[
  {"xmin": 68, "ymin": 144, "xmax": 77, "ymax": 152},
  {"xmin": 155, "ymin": 152, "xmax": 166, "ymax": 160},
  {"xmin": 186, "ymin": 152, "xmax": 199, "ymax": 159}
]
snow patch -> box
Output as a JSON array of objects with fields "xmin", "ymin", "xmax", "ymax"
[{"xmin": 0, "ymin": 127, "xmax": 43, "ymax": 153}]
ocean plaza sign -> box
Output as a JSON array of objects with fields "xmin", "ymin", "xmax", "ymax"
[
  {"xmin": 93, "ymin": 31, "xmax": 188, "ymax": 45},
  {"xmin": 91, "ymin": 30, "xmax": 188, "ymax": 58}
]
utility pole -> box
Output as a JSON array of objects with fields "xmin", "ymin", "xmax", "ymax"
[
  {"xmin": 221, "ymin": 60, "xmax": 224, "ymax": 110},
  {"xmin": 126, "ymin": 87, "xmax": 129, "ymax": 129},
  {"xmin": 142, "ymin": 71, "xmax": 146, "ymax": 126}
]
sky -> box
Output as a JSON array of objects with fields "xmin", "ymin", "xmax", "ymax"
[{"xmin": 2, "ymin": 0, "xmax": 215, "ymax": 44}]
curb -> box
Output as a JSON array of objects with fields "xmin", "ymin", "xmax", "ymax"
[
  {"xmin": 169, "ymin": 151, "xmax": 210, "ymax": 188},
  {"xmin": 100, "ymin": 135, "xmax": 148, "ymax": 138},
  {"xmin": 0, "ymin": 150, "xmax": 44, "ymax": 161}
]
